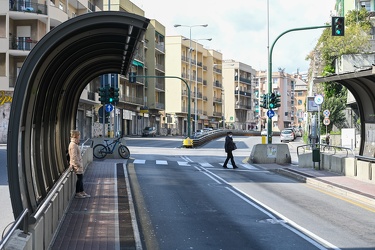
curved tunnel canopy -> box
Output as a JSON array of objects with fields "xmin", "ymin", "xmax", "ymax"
[
  {"xmin": 314, "ymin": 67, "xmax": 375, "ymax": 156},
  {"xmin": 7, "ymin": 11, "xmax": 149, "ymax": 217}
]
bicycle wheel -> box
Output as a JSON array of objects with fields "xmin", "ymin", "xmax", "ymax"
[
  {"xmin": 118, "ymin": 145, "xmax": 130, "ymax": 159},
  {"xmin": 93, "ymin": 144, "xmax": 107, "ymax": 159}
]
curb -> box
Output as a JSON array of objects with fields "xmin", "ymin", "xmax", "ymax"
[{"xmin": 275, "ymin": 168, "xmax": 375, "ymax": 209}]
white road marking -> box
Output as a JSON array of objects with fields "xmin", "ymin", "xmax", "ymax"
[
  {"xmin": 133, "ymin": 159, "xmax": 146, "ymax": 164},
  {"xmin": 156, "ymin": 160, "xmax": 168, "ymax": 165}
]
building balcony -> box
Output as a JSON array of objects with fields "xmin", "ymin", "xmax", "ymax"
[
  {"xmin": 213, "ymin": 80, "xmax": 222, "ymax": 88},
  {"xmin": 10, "ymin": 0, "xmax": 47, "ymax": 15},
  {"xmin": 235, "ymin": 104, "xmax": 251, "ymax": 110},
  {"xmin": 234, "ymin": 76, "xmax": 252, "ymax": 85},
  {"xmin": 212, "ymin": 112, "xmax": 222, "ymax": 117},
  {"xmin": 155, "ymin": 62, "xmax": 165, "ymax": 72},
  {"xmin": 9, "ymin": 37, "xmax": 37, "ymax": 51},
  {"xmin": 122, "ymin": 95, "xmax": 144, "ymax": 106},
  {"xmin": 213, "ymin": 97, "xmax": 222, "ymax": 103},
  {"xmin": 155, "ymin": 42, "xmax": 165, "ymax": 53},
  {"xmin": 235, "ymin": 90, "xmax": 251, "ymax": 97}
]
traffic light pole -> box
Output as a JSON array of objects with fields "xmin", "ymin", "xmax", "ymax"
[
  {"xmin": 132, "ymin": 75, "xmax": 191, "ymax": 138},
  {"xmin": 267, "ymin": 25, "xmax": 330, "ymax": 144}
]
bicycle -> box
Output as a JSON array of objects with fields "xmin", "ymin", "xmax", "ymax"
[{"xmin": 93, "ymin": 137, "xmax": 130, "ymax": 159}]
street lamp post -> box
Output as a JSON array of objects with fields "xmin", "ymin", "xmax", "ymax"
[{"xmin": 174, "ymin": 24, "xmax": 208, "ymax": 136}]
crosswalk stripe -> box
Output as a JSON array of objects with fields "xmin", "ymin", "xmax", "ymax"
[
  {"xmin": 240, "ymin": 163, "xmax": 259, "ymax": 170},
  {"xmin": 156, "ymin": 160, "xmax": 168, "ymax": 165},
  {"xmin": 133, "ymin": 159, "xmax": 146, "ymax": 164},
  {"xmin": 177, "ymin": 161, "xmax": 190, "ymax": 166},
  {"xmin": 200, "ymin": 162, "xmax": 214, "ymax": 168}
]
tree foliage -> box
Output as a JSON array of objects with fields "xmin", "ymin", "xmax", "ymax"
[{"xmin": 309, "ymin": 8, "xmax": 372, "ymax": 132}]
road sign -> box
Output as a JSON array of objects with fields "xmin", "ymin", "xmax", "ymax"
[
  {"xmin": 314, "ymin": 94, "xmax": 324, "ymax": 105},
  {"xmin": 105, "ymin": 104, "xmax": 114, "ymax": 112},
  {"xmin": 323, "ymin": 118, "xmax": 330, "ymax": 125},
  {"xmin": 323, "ymin": 109, "xmax": 330, "ymax": 117},
  {"xmin": 267, "ymin": 109, "xmax": 275, "ymax": 118}
]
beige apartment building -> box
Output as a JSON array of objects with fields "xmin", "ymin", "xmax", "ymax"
[
  {"xmin": 0, "ymin": 0, "xmax": 168, "ymax": 142},
  {"xmin": 257, "ymin": 70, "xmax": 308, "ymax": 131},
  {"xmin": 0, "ymin": 0, "xmax": 105, "ymax": 143},
  {"xmin": 222, "ymin": 60, "xmax": 257, "ymax": 130},
  {"xmin": 164, "ymin": 36, "xmax": 223, "ymax": 135}
]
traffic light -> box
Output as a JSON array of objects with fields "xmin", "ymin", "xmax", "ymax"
[
  {"xmin": 99, "ymin": 84, "xmax": 109, "ymax": 104},
  {"xmin": 108, "ymin": 87, "xmax": 115, "ymax": 103},
  {"xmin": 268, "ymin": 93, "xmax": 276, "ymax": 109},
  {"xmin": 260, "ymin": 94, "xmax": 268, "ymax": 109},
  {"xmin": 274, "ymin": 93, "xmax": 281, "ymax": 108},
  {"xmin": 113, "ymin": 87, "xmax": 119, "ymax": 104},
  {"xmin": 332, "ymin": 16, "xmax": 344, "ymax": 36},
  {"xmin": 129, "ymin": 72, "xmax": 137, "ymax": 83}
]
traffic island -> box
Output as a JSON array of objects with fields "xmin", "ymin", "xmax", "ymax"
[{"xmin": 249, "ymin": 144, "xmax": 291, "ymax": 164}]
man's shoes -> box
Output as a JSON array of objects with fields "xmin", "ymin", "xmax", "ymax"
[
  {"xmin": 223, "ymin": 166, "xmax": 228, "ymax": 168},
  {"xmin": 80, "ymin": 192, "xmax": 91, "ymax": 198},
  {"xmin": 75, "ymin": 193, "xmax": 85, "ymax": 199},
  {"xmin": 233, "ymin": 166, "xmax": 239, "ymax": 169}
]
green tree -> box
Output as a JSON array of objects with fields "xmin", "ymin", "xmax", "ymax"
[{"xmin": 309, "ymin": 8, "xmax": 372, "ymax": 131}]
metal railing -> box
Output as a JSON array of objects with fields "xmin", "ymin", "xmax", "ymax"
[
  {"xmin": 297, "ymin": 144, "xmax": 355, "ymax": 157},
  {"xmin": 30, "ymin": 168, "xmax": 71, "ymax": 224},
  {"xmin": 0, "ymin": 208, "xmax": 29, "ymax": 250}
]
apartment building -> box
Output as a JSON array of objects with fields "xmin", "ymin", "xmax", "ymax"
[
  {"xmin": 0, "ymin": 0, "xmax": 104, "ymax": 143},
  {"xmin": 103, "ymin": 0, "xmax": 166, "ymax": 136},
  {"xmin": 257, "ymin": 70, "xmax": 308, "ymax": 131},
  {"xmin": 164, "ymin": 36, "xmax": 223, "ymax": 135},
  {"xmin": 222, "ymin": 60, "xmax": 257, "ymax": 130},
  {"xmin": 294, "ymin": 77, "xmax": 308, "ymax": 128}
]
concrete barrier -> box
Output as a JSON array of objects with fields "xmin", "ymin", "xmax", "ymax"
[
  {"xmin": 249, "ymin": 144, "xmax": 291, "ymax": 164},
  {"xmin": 356, "ymin": 160, "xmax": 371, "ymax": 181}
]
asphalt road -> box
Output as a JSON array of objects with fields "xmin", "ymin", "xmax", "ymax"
[{"xmin": 126, "ymin": 136, "xmax": 375, "ymax": 250}]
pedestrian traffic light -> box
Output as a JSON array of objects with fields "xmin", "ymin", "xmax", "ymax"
[
  {"xmin": 332, "ymin": 16, "xmax": 345, "ymax": 36},
  {"xmin": 99, "ymin": 84, "xmax": 109, "ymax": 104},
  {"xmin": 260, "ymin": 94, "xmax": 268, "ymax": 109},
  {"xmin": 268, "ymin": 93, "xmax": 276, "ymax": 109},
  {"xmin": 129, "ymin": 72, "xmax": 137, "ymax": 83}
]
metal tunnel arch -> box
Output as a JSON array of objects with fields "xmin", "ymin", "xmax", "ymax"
[
  {"xmin": 314, "ymin": 67, "xmax": 375, "ymax": 157},
  {"xmin": 7, "ymin": 11, "xmax": 149, "ymax": 218}
]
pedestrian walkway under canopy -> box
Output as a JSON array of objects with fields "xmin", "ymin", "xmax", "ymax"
[
  {"xmin": 314, "ymin": 66, "xmax": 375, "ymax": 157},
  {"xmin": 7, "ymin": 11, "xmax": 150, "ymax": 218}
]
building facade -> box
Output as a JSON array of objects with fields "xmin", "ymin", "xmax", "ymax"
[
  {"xmin": 164, "ymin": 36, "xmax": 223, "ymax": 135},
  {"xmin": 222, "ymin": 60, "xmax": 257, "ymax": 130},
  {"xmin": 0, "ymin": 0, "xmax": 104, "ymax": 143}
]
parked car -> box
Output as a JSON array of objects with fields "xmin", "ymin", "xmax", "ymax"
[
  {"xmin": 280, "ymin": 129, "xmax": 295, "ymax": 142},
  {"xmin": 203, "ymin": 128, "xmax": 213, "ymax": 133},
  {"xmin": 294, "ymin": 127, "xmax": 303, "ymax": 137},
  {"xmin": 142, "ymin": 126, "xmax": 156, "ymax": 137},
  {"xmin": 284, "ymin": 128, "xmax": 296, "ymax": 140}
]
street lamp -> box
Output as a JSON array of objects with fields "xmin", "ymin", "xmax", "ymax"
[
  {"xmin": 184, "ymin": 37, "xmax": 212, "ymax": 132},
  {"xmin": 175, "ymin": 24, "xmax": 208, "ymax": 136}
]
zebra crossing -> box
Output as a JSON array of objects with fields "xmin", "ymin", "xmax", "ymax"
[{"xmin": 131, "ymin": 159, "xmax": 260, "ymax": 170}]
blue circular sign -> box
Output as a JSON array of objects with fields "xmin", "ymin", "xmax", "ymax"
[
  {"xmin": 267, "ymin": 110, "xmax": 275, "ymax": 118},
  {"xmin": 105, "ymin": 104, "xmax": 114, "ymax": 112}
]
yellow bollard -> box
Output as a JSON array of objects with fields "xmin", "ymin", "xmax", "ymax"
[
  {"xmin": 182, "ymin": 137, "xmax": 193, "ymax": 148},
  {"xmin": 261, "ymin": 135, "xmax": 266, "ymax": 144}
]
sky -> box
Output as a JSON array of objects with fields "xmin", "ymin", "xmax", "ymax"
[{"xmin": 132, "ymin": 0, "xmax": 337, "ymax": 74}]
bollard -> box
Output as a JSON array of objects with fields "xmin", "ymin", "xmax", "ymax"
[{"xmin": 261, "ymin": 136, "xmax": 266, "ymax": 144}]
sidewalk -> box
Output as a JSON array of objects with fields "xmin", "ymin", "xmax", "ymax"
[
  {"xmin": 257, "ymin": 163, "xmax": 375, "ymax": 209},
  {"xmin": 50, "ymin": 159, "xmax": 139, "ymax": 250}
]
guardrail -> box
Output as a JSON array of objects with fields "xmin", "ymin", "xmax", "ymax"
[
  {"xmin": 355, "ymin": 155, "xmax": 375, "ymax": 162},
  {"xmin": 30, "ymin": 168, "xmax": 71, "ymax": 224},
  {"xmin": 190, "ymin": 129, "xmax": 268, "ymax": 147},
  {"xmin": 0, "ymin": 208, "xmax": 29, "ymax": 249},
  {"xmin": 297, "ymin": 144, "xmax": 355, "ymax": 157}
]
